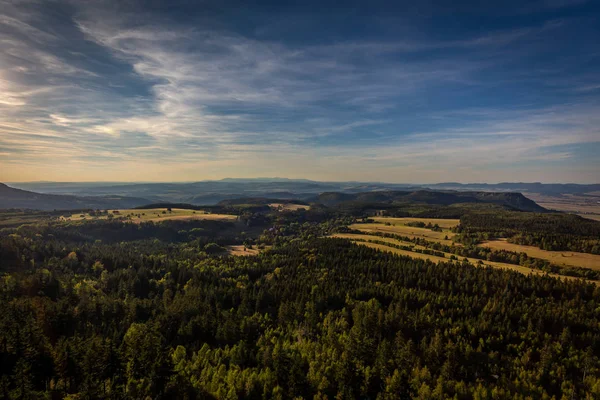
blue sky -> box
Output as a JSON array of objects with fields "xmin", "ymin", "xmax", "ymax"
[{"xmin": 1, "ymin": 0, "xmax": 599, "ymax": 183}]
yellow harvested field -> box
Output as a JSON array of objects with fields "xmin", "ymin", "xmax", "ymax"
[
  {"xmin": 269, "ymin": 203, "xmax": 308, "ymax": 211},
  {"xmin": 371, "ymin": 217, "xmax": 460, "ymax": 229},
  {"xmin": 62, "ymin": 208, "xmax": 238, "ymax": 223},
  {"xmin": 351, "ymin": 240, "xmax": 595, "ymax": 284},
  {"xmin": 578, "ymin": 214, "xmax": 600, "ymax": 222},
  {"xmin": 227, "ymin": 245, "xmax": 260, "ymax": 256},
  {"xmin": 353, "ymin": 241, "xmax": 448, "ymax": 262},
  {"xmin": 330, "ymin": 233, "xmax": 424, "ymax": 249},
  {"xmin": 481, "ymin": 239, "xmax": 600, "ymax": 270},
  {"xmin": 350, "ymin": 223, "xmax": 456, "ymax": 245}
]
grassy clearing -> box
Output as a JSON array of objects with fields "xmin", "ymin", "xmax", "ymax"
[
  {"xmin": 577, "ymin": 214, "xmax": 600, "ymax": 222},
  {"xmin": 481, "ymin": 239, "xmax": 600, "ymax": 270},
  {"xmin": 350, "ymin": 240, "xmax": 594, "ymax": 284},
  {"xmin": 227, "ymin": 245, "xmax": 260, "ymax": 256},
  {"xmin": 352, "ymin": 241, "xmax": 447, "ymax": 262},
  {"xmin": 371, "ymin": 217, "xmax": 460, "ymax": 229},
  {"xmin": 268, "ymin": 203, "xmax": 308, "ymax": 211},
  {"xmin": 342, "ymin": 233, "xmax": 522, "ymax": 270},
  {"xmin": 226, "ymin": 245, "xmax": 271, "ymax": 257},
  {"xmin": 0, "ymin": 211, "xmax": 54, "ymax": 228},
  {"xmin": 62, "ymin": 208, "xmax": 238, "ymax": 223},
  {"xmin": 350, "ymin": 222, "xmax": 456, "ymax": 245},
  {"xmin": 330, "ymin": 233, "xmax": 424, "ymax": 249}
]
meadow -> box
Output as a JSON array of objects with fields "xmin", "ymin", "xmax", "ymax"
[
  {"xmin": 331, "ymin": 233, "xmax": 423, "ymax": 248},
  {"xmin": 482, "ymin": 239, "xmax": 600, "ymax": 270},
  {"xmin": 341, "ymin": 216, "xmax": 600, "ymax": 283},
  {"xmin": 350, "ymin": 221, "xmax": 456, "ymax": 245},
  {"xmin": 226, "ymin": 245, "xmax": 261, "ymax": 256},
  {"xmin": 349, "ymin": 238, "xmax": 595, "ymax": 284},
  {"xmin": 61, "ymin": 208, "xmax": 238, "ymax": 223},
  {"xmin": 371, "ymin": 216, "xmax": 460, "ymax": 229}
]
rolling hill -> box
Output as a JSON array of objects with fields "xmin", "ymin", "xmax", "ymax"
[{"xmin": 0, "ymin": 183, "xmax": 150, "ymax": 210}]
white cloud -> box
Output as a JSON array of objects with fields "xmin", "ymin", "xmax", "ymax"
[{"xmin": 0, "ymin": 0, "xmax": 598, "ymax": 183}]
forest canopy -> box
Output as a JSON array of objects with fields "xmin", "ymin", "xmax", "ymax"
[{"xmin": 1, "ymin": 211, "xmax": 600, "ymax": 399}]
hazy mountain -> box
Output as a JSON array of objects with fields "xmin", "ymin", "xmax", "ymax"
[
  {"xmin": 6, "ymin": 179, "xmax": 596, "ymax": 207},
  {"xmin": 314, "ymin": 190, "xmax": 547, "ymax": 212},
  {"xmin": 0, "ymin": 184, "xmax": 150, "ymax": 211},
  {"xmin": 425, "ymin": 182, "xmax": 600, "ymax": 195}
]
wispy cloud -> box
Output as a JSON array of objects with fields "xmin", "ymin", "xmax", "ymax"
[{"xmin": 0, "ymin": 0, "xmax": 599, "ymax": 182}]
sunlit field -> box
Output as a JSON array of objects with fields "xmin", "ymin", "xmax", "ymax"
[
  {"xmin": 350, "ymin": 221, "xmax": 456, "ymax": 245},
  {"xmin": 371, "ymin": 216, "xmax": 460, "ymax": 229},
  {"xmin": 330, "ymin": 233, "xmax": 423, "ymax": 249},
  {"xmin": 349, "ymin": 240, "xmax": 596, "ymax": 284},
  {"xmin": 482, "ymin": 239, "xmax": 600, "ymax": 270},
  {"xmin": 335, "ymin": 215, "xmax": 599, "ymax": 284},
  {"xmin": 61, "ymin": 208, "xmax": 238, "ymax": 223}
]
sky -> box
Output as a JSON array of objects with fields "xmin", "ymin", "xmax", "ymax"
[{"xmin": 1, "ymin": 0, "xmax": 599, "ymax": 183}]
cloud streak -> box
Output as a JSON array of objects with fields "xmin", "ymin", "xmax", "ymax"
[{"xmin": 0, "ymin": 0, "xmax": 599, "ymax": 183}]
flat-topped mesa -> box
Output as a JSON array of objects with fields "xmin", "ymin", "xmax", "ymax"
[{"xmin": 313, "ymin": 190, "xmax": 547, "ymax": 212}]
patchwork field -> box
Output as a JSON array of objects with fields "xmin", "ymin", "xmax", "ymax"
[
  {"xmin": 371, "ymin": 217, "xmax": 460, "ymax": 229},
  {"xmin": 525, "ymin": 193, "xmax": 600, "ymax": 221},
  {"xmin": 61, "ymin": 208, "xmax": 238, "ymax": 223},
  {"xmin": 337, "ymin": 215, "xmax": 599, "ymax": 284},
  {"xmin": 350, "ymin": 221, "xmax": 456, "ymax": 245},
  {"xmin": 331, "ymin": 233, "xmax": 423, "ymax": 248},
  {"xmin": 481, "ymin": 239, "xmax": 600, "ymax": 270},
  {"xmin": 350, "ymin": 240, "xmax": 594, "ymax": 284},
  {"xmin": 352, "ymin": 241, "xmax": 447, "ymax": 262}
]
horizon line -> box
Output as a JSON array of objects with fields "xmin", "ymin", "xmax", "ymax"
[{"xmin": 4, "ymin": 179, "xmax": 600, "ymax": 185}]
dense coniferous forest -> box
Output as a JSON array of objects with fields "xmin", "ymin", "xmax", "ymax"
[{"xmin": 1, "ymin": 211, "xmax": 600, "ymax": 399}]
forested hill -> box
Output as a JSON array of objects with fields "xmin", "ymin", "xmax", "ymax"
[
  {"xmin": 1, "ymin": 233, "xmax": 599, "ymax": 399},
  {"xmin": 0, "ymin": 183, "xmax": 150, "ymax": 210},
  {"xmin": 314, "ymin": 190, "xmax": 546, "ymax": 212}
]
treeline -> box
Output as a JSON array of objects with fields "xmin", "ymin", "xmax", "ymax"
[
  {"xmin": 351, "ymin": 229, "xmax": 600, "ymax": 280},
  {"xmin": 457, "ymin": 211, "xmax": 600, "ymax": 254},
  {"xmin": 1, "ymin": 228, "xmax": 600, "ymax": 398},
  {"xmin": 351, "ymin": 237, "xmax": 447, "ymax": 258},
  {"xmin": 327, "ymin": 202, "xmax": 505, "ymax": 219}
]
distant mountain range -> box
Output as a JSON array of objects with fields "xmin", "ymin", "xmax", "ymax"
[
  {"xmin": 0, "ymin": 180, "xmax": 545, "ymax": 212},
  {"xmin": 0, "ymin": 183, "xmax": 150, "ymax": 211},
  {"xmin": 8, "ymin": 179, "xmax": 598, "ymax": 200},
  {"xmin": 1, "ymin": 178, "xmax": 597, "ymax": 211}
]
